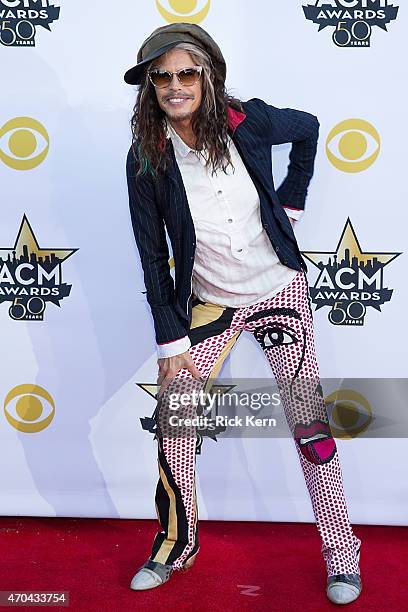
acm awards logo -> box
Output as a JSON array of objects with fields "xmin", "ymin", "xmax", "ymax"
[
  {"xmin": 156, "ymin": 0, "xmax": 210, "ymax": 23},
  {"xmin": 302, "ymin": 218, "xmax": 401, "ymax": 326},
  {"xmin": 0, "ymin": 0, "xmax": 60, "ymax": 47},
  {"xmin": 0, "ymin": 216, "xmax": 77, "ymax": 321},
  {"xmin": 303, "ymin": 0, "xmax": 399, "ymax": 47}
]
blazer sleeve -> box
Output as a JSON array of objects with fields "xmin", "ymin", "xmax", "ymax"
[
  {"xmin": 250, "ymin": 98, "xmax": 320, "ymax": 215},
  {"xmin": 126, "ymin": 145, "xmax": 191, "ymax": 354}
]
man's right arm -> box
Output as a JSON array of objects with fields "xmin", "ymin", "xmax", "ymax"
[{"xmin": 126, "ymin": 146, "xmax": 191, "ymax": 358}]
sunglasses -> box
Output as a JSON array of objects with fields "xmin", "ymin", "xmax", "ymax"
[{"xmin": 148, "ymin": 66, "xmax": 203, "ymax": 89}]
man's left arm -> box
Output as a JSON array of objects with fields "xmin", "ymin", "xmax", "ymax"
[{"xmin": 250, "ymin": 98, "xmax": 320, "ymax": 222}]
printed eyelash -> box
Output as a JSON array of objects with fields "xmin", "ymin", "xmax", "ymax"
[{"xmin": 254, "ymin": 324, "xmax": 299, "ymax": 350}]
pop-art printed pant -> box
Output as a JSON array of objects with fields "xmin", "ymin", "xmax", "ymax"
[{"xmin": 150, "ymin": 270, "xmax": 361, "ymax": 576}]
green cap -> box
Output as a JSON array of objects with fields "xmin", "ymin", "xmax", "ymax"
[{"xmin": 124, "ymin": 23, "xmax": 226, "ymax": 85}]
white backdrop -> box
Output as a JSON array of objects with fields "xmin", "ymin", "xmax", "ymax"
[{"xmin": 0, "ymin": 1, "xmax": 407, "ymax": 525}]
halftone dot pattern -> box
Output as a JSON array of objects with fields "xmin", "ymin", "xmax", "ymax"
[{"xmin": 152, "ymin": 270, "xmax": 361, "ymax": 576}]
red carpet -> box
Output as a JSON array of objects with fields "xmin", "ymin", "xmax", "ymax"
[{"xmin": 0, "ymin": 517, "xmax": 407, "ymax": 611}]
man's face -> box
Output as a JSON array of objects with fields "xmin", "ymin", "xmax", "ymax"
[{"xmin": 151, "ymin": 49, "xmax": 203, "ymax": 124}]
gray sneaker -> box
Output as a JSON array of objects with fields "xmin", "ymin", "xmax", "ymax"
[
  {"xmin": 327, "ymin": 573, "xmax": 362, "ymax": 604},
  {"xmin": 130, "ymin": 551, "xmax": 198, "ymax": 591},
  {"xmin": 326, "ymin": 544, "xmax": 362, "ymax": 604},
  {"xmin": 130, "ymin": 559, "xmax": 173, "ymax": 591}
]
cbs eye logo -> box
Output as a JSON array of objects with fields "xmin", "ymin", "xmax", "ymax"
[
  {"xmin": 4, "ymin": 384, "xmax": 55, "ymax": 433},
  {"xmin": 156, "ymin": 0, "xmax": 210, "ymax": 23},
  {"xmin": 325, "ymin": 389, "xmax": 372, "ymax": 439},
  {"xmin": 326, "ymin": 119, "xmax": 380, "ymax": 173},
  {"xmin": 0, "ymin": 117, "xmax": 49, "ymax": 170}
]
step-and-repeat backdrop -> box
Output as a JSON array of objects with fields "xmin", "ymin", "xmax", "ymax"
[{"xmin": 1, "ymin": 1, "xmax": 407, "ymax": 524}]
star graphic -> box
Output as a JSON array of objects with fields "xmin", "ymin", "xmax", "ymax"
[
  {"xmin": 0, "ymin": 215, "xmax": 77, "ymax": 265},
  {"xmin": 136, "ymin": 381, "xmax": 236, "ymax": 442},
  {"xmin": 302, "ymin": 218, "xmax": 401, "ymax": 268},
  {"xmin": 136, "ymin": 381, "xmax": 236, "ymax": 406}
]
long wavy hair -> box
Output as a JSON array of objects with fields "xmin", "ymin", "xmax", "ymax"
[{"xmin": 130, "ymin": 42, "xmax": 244, "ymax": 178}]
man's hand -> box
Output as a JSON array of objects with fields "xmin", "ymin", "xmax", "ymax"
[{"xmin": 157, "ymin": 350, "xmax": 204, "ymax": 399}]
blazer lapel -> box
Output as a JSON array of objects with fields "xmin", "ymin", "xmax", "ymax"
[{"xmin": 230, "ymin": 120, "xmax": 273, "ymax": 200}]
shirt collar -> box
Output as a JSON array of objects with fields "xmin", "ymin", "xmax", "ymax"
[
  {"xmin": 165, "ymin": 119, "xmax": 195, "ymax": 159},
  {"xmin": 165, "ymin": 118, "xmax": 235, "ymax": 166}
]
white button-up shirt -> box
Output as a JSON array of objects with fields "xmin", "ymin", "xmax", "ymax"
[{"xmin": 157, "ymin": 121, "xmax": 300, "ymax": 358}]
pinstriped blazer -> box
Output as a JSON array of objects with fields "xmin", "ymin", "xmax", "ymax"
[{"xmin": 126, "ymin": 97, "xmax": 319, "ymax": 348}]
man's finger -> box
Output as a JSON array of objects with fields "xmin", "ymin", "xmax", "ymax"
[
  {"xmin": 158, "ymin": 374, "xmax": 175, "ymax": 398},
  {"xmin": 187, "ymin": 363, "xmax": 203, "ymax": 380},
  {"xmin": 157, "ymin": 369, "xmax": 167, "ymax": 386}
]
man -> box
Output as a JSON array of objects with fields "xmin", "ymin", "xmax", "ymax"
[{"xmin": 124, "ymin": 22, "xmax": 362, "ymax": 605}]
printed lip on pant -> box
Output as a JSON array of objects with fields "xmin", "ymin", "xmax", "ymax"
[{"xmin": 294, "ymin": 419, "xmax": 337, "ymax": 465}]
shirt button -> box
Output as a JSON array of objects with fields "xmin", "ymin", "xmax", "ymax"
[
  {"xmin": 237, "ymin": 248, "xmax": 243, "ymax": 252},
  {"xmin": 217, "ymin": 190, "xmax": 223, "ymax": 196},
  {"xmin": 227, "ymin": 218, "xmax": 233, "ymax": 223}
]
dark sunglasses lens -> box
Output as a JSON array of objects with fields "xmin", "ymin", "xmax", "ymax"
[
  {"xmin": 150, "ymin": 71, "xmax": 172, "ymax": 87},
  {"xmin": 178, "ymin": 68, "xmax": 200, "ymax": 86}
]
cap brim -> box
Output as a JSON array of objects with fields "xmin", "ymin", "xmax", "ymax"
[{"xmin": 124, "ymin": 40, "xmax": 187, "ymax": 85}]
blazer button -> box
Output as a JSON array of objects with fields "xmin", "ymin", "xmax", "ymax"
[{"xmin": 275, "ymin": 246, "xmax": 280, "ymax": 252}]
